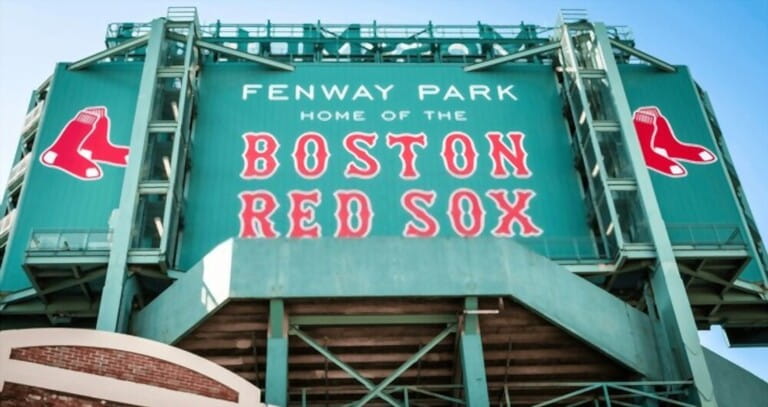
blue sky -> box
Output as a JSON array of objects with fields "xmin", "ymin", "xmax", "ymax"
[{"xmin": 1, "ymin": 0, "xmax": 766, "ymax": 382}]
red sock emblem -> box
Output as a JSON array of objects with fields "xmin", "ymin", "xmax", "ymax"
[
  {"xmin": 81, "ymin": 107, "xmax": 130, "ymax": 166},
  {"xmin": 632, "ymin": 106, "xmax": 716, "ymax": 178},
  {"xmin": 638, "ymin": 107, "xmax": 716, "ymax": 164},
  {"xmin": 39, "ymin": 106, "xmax": 129, "ymax": 180}
]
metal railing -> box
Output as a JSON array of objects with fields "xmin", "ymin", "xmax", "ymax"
[
  {"xmin": 511, "ymin": 381, "xmax": 695, "ymax": 407},
  {"xmin": 7, "ymin": 154, "xmax": 31, "ymax": 188},
  {"xmin": 667, "ymin": 223, "xmax": 746, "ymax": 249},
  {"xmin": 22, "ymin": 102, "xmax": 43, "ymax": 134},
  {"xmin": 294, "ymin": 384, "xmax": 465, "ymax": 406},
  {"xmin": 520, "ymin": 237, "xmax": 604, "ymax": 261},
  {"xmin": 0, "ymin": 209, "xmax": 17, "ymax": 242},
  {"xmin": 27, "ymin": 229, "xmax": 112, "ymax": 254},
  {"xmin": 166, "ymin": 6, "xmax": 198, "ymax": 23},
  {"xmin": 292, "ymin": 381, "xmax": 694, "ymax": 406}
]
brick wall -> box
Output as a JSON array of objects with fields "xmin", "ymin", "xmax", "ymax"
[
  {"xmin": 0, "ymin": 382, "xmax": 133, "ymax": 407},
  {"xmin": 5, "ymin": 345, "xmax": 238, "ymax": 403}
]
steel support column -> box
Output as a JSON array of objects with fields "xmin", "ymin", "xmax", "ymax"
[
  {"xmin": 96, "ymin": 18, "xmax": 166, "ymax": 332},
  {"xmin": 265, "ymin": 299, "xmax": 289, "ymax": 406},
  {"xmin": 592, "ymin": 22, "xmax": 716, "ymax": 406},
  {"xmin": 460, "ymin": 297, "xmax": 490, "ymax": 406},
  {"xmin": 116, "ymin": 274, "xmax": 139, "ymax": 333}
]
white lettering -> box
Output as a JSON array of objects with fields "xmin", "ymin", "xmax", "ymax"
[
  {"xmin": 268, "ymin": 84, "xmax": 289, "ymax": 101},
  {"xmin": 242, "ymin": 84, "xmax": 262, "ymax": 101},
  {"xmin": 418, "ymin": 84, "xmax": 440, "ymax": 101}
]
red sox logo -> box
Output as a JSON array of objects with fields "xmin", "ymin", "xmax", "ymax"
[
  {"xmin": 40, "ymin": 106, "xmax": 130, "ymax": 180},
  {"xmin": 632, "ymin": 106, "xmax": 717, "ymax": 177}
]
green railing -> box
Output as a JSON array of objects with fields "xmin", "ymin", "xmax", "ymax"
[
  {"xmin": 27, "ymin": 230, "xmax": 112, "ymax": 255},
  {"xmin": 514, "ymin": 381, "xmax": 695, "ymax": 407},
  {"xmin": 294, "ymin": 384, "xmax": 465, "ymax": 407},
  {"xmin": 667, "ymin": 223, "xmax": 746, "ymax": 249},
  {"xmin": 23, "ymin": 229, "xmax": 603, "ymax": 262},
  {"xmin": 521, "ymin": 237, "xmax": 604, "ymax": 261},
  {"xmin": 292, "ymin": 381, "xmax": 694, "ymax": 406},
  {"xmin": 0, "ymin": 209, "xmax": 17, "ymax": 242}
]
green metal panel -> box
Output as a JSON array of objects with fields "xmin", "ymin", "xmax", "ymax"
[
  {"xmin": 0, "ymin": 63, "xmax": 141, "ymax": 292},
  {"xmin": 180, "ymin": 63, "xmax": 596, "ymax": 269},
  {"xmin": 620, "ymin": 65, "xmax": 765, "ymax": 283}
]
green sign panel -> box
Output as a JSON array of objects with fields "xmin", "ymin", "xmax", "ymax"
[
  {"xmin": 179, "ymin": 64, "xmax": 594, "ymax": 268},
  {"xmin": 0, "ymin": 63, "xmax": 140, "ymax": 291},
  {"xmin": 622, "ymin": 65, "xmax": 763, "ymax": 282}
]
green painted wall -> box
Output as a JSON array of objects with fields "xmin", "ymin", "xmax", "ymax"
[
  {"xmin": 0, "ymin": 63, "xmax": 140, "ymax": 291},
  {"xmin": 179, "ymin": 63, "xmax": 595, "ymax": 269},
  {"xmin": 621, "ymin": 65, "xmax": 763, "ymax": 282},
  {"xmin": 704, "ymin": 347, "xmax": 768, "ymax": 406}
]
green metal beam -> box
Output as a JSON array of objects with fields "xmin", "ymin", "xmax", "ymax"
[
  {"xmin": 97, "ymin": 18, "xmax": 167, "ymax": 332},
  {"xmin": 265, "ymin": 299, "xmax": 289, "ymax": 407},
  {"xmin": 0, "ymin": 297, "xmax": 97, "ymax": 316},
  {"xmin": 609, "ymin": 39, "xmax": 676, "ymax": 73},
  {"xmin": 460, "ymin": 297, "xmax": 490, "ymax": 406},
  {"xmin": 464, "ymin": 42, "xmax": 561, "ymax": 72},
  {"xmin": 290, "ymin": 326, "xmax": 403, "ymax": 407},
  {"xmin": 609, "ymin": 384, "xmax": 695, "ymax": 407},
  {"xmin": 36, "ymin": 269, "xmax": 105, "ymax": 297},
  {"xmin": 290, "ymin": 314, "xmax": 457, "ymax": 326},
  {"xmin": 354, "ymin": 324, "xmax": 457, "ymax": 406},
  {"xmin": 0, "ymin": 287, "xmax": 37, "ymax": 305},
  {"xmin": 68, "ymin": 35, "xmax": 150, "ymax": 71},
  {"xmin": 165, "ymin": 31, "xmax": 295, "ymax": 71},
  {"xmin": 532, "ymin": 384, "xmax": 601, "ymax": 407},
  {"xmin": 592, "ymin": 22, "xmax": 716, "ymax": 406},
  {"xmin": 196, "ymin": 39, "xmax": 295, "ymax": 71},
  {"xmin": 160, "ymin": 20, "xmax": 197, "ymax": 262},
  {"xmin": 397, "ymin": 386, "xmax": 465, "ymax": 405}
]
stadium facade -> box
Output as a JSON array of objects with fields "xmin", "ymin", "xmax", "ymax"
[{"xmin": 1, "ymin": 7, "xmax": 767, "ymax": 406}]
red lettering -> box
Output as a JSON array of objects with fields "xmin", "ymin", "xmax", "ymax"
[
  {"xmin": 447, "ymin": 188, "xmax": 485, "ymax": 237},
  {"xmin": 441, "ymin": 132, "xmax": 477, "ymax": 178},
  {"xmin": 486, "ymin": 132, "xmax": 531, "ymax": 178},
  {"xmin": 386, "ymin": 133, "xmax": 427, "ymax": 179},
  {"xmin": 344, "ymin": 132, "xmax": 380, "ymax": 179},
  {"xmin": 401, "ymin": 189, "xmax": 439, "ymax": 237},
  {"xmin": 293, "ymin": 132, "xmax": 330, "ymax": 179},
  {"xmin": 486, "ymin": 189, "xmax": 542, "ymax": 237},
  {"xmin": 334, "ymin": 190, "xmax": 374, "ymax": 238},
  {"xmin": 241, "ymin": 132, "xmax": 279, "ymax": 179},
  {"xmin": 287, "ymin": 189, "xmax": 322, "ymax": 238},
  {"xmin": 239, "ymin": 191, "xmax": 280, "ymax": 238}
]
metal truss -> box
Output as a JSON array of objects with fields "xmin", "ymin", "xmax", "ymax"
[{"xmin": 525, "ymin": 381, "xmax": 695, "ymax": 407}]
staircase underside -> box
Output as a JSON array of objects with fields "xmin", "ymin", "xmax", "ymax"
[{"xmin": 176, "ymin": 298, "xmax": 634, "ymax": 406}]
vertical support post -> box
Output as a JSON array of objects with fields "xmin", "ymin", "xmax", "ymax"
[
  {"xmin": 602, "ymin": 384, "xmax": 612, "ymax": 407},
  {"xmin": 591, "ymin": 22, "xmax": 716, "ymax": 406},
  {"xmin": 116, "ymin": 274, "xmax": 139, "ymax": 333},
  {"xmin": 160, "ymin": 22, "xmax": 197, "ymax": 261},
  {"xmin": 97, "ymin": 18, "xmax": 166, "ymax": 332},
  {"xmin": 460, "ymin": 297, "xmax": 490, "ymax": 406},
  {"xmin": 266, "ymin": 299, "xmax": 289, "ymax": 406},
  {"xmin": 642, "ymin": 385, "xmax": 660, "ymax": 407}
]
